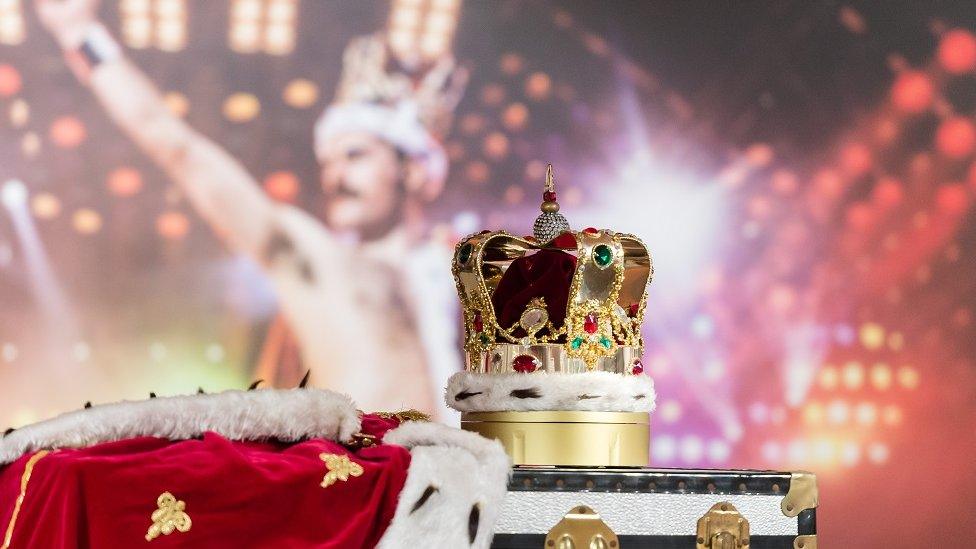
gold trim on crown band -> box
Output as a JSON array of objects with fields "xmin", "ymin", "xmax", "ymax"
[{"xmin": 467, "ymin": 343, "xmax": 643, "ymax": 374}]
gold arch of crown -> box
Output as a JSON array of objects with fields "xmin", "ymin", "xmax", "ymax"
[{"xmin": 451, "ymin": 228, "xmax": 654, "ymax": 372}]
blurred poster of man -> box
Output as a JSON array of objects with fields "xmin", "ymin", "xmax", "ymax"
[{"xmin": 35, "ymin": 0, "xmax": 468, "ymax": 420}]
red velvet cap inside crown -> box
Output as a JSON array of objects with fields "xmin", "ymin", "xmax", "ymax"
[{"xmin": 490, "ymin": 248, "xmax": 577, "ymax": 337}]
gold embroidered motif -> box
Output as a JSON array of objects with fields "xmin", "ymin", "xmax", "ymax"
[
  {"xmin": 2, "ymin": 450, "xmax": 50, "ymax": 549},
  {"xmin": 320, "ymin": 453, "xmax": 364, "ymax": 488},
  {"xmin": 146, "ymin": 492, "xmax": 192, "ymax": 542},
  {"xmin": 374, "ymin": 410, "xmax": 431, "ymax": 423}
]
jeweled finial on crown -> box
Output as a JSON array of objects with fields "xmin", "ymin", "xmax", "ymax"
[
  {"xmin": 532, "ymin": 164, "xmax": 571, "ymax": 242},
  {"xmin": 450, "ymin": 164, "xmax": 654, "ymax": 379}
]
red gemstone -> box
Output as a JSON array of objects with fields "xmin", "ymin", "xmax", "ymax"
[
  {"xmin": 632, "ymin": 359, "xmax": 644, "ymax": 375},
  {"xmin": 628, "ymin": 303, "xmax": 640, "ymax": 317},
  {"xmin": 473, "ymin": 312, "xmax": 484, "ymax": 332},
  {"xmin": 551, "ymin": 232, "xmax": 576, "ymax": 248},
  {"xmin": 512, "ymin": 354, "xmax": 538, "ymax": 373},
  {"xmin": 543, "ymin": 191, "xmax": 557, "ymax": 202},
  {"xmin": 583, "ymin": 227, "xmax": 599, "ymax": 235},
  {"xmin": 584, "ymin": 312, "xmax": 598, "ymax": 334}
]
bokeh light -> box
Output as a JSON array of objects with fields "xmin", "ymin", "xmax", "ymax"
[
  {"xmin": 937, "ymin": 29, "xmax": 976, "ymax": 75},
  {"xmin": 263, "ymin": 171, "xmax": 300, "ymax": 202},
  {"xmin": 890, "ymin": 71, "xmax": 934, "ymax": 114},
  {"xmin": 223, "ymin": 93, "xmax": 261, "ymax": 122},
  {"xmin": 156, "ymin": 211, "xmax": 190, "ymax": 240},
  {"xmin": 107, "ymin": 168, "xmax": 144, "ymax": 197},
  {"xmin": 0, "ymin": 64, "xmax": 21, "ymax": 97},
  {"xmin": 50, "ymin": 116, "xmax": 87, "ymax": 149},
  {"xmin": 72, "ymin": 209, "xmax": 103, "ymax": 234},
  {"xmin": 282, "ymin": 79, "xmax": 319, "ymax": 109},
  {"xmin": 31, "ymin": 193, "xmax": 62, "ymax": 220},
  {"xmin": 935, "ymin": 117, "xmax": 976, "ymax": 159}
]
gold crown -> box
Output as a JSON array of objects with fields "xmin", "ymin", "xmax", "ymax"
[{"xmin": 452, "ymin": 165, "xmax": 654, "ymax": 376}]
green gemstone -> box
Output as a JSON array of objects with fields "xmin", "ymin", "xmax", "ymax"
[
  {"xmin": 593, "ymin": 244, "xmax": 613, "ymax": 267},
  {"xmin": 599, "ymin": 337, "xmax": 612, "ymax": 349},
  {"xmin": 479, "ymin": 334, "xmax": 489, "ymax": 344},
  {"xmin": 571, "ymin": 337, "xmax": 583, "ymax": 349},
  {"xmin": 458, "ymin": 243, "xmax": 473, "ymax": 265}
]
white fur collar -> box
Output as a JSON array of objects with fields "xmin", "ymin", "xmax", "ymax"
[{"xmin": 0, "ymin": 388, "xmax": 360, "ymax": 465}]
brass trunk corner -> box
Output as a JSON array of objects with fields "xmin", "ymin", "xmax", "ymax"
[
  {"xmin": 794, "ymin": 534, "xmax": 817, "ymax": 549},
  {"xmin": 780, "ymin": 471, "xmax": 818, "ymax": 517},
  {"xmin": 545, "ymin": 505, "xmax": 619, "ymax": 548},
  {"xmin": 696, "ymin": 502, "xmax": 749, "ymax": 549}
]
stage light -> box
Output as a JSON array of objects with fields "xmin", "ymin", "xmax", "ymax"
[
  {"xmin": 771, "ymin": 169, "xmax": 798, "ymax": 195},
  {"xmin": 840, "ymin": 442, "xmax": 860, "ymax": 466},
  {"xmin": 482, "ymin": 132, "xmax": 509, "ymax": 160},
  {"xmin": 0, "ymin": 342, "xmax": 16, "ymax": 362},
  {"xmin": 465, "ymin": 160, "xmax": 489, "ymax": 184},
  {"xmin": 156, "ymin": 211, "xmax": 190, "ymax": 240},
  {"xmin": 840, "ymin": 143, "xmax": 872, "ymax": 177},
  {"xmin": 499, "ymin": 53, "xmax": 524, "ymax": 75},
  {"xmin": 264, "ymin": 0, "xmax": 296, "ymax": 55},
  {"xmin": 936, "ymin": 183, "xmax": 970, "ymax": 214},
  {"xmin": 119, "ymin": 0, "xmax": 168, "ymax": 50},
  {"xmin": 827, "ymin": 400, "xmax": 849, "ymax": 425},
  {"xmin": 525, "ymin": 72, "xmax": 552, "ymax": 101},
  {"xmin": 819, "ymin": 365, "xmax": 838, "ymax": 390},
  {"xmin": 787, "ymin": 440, "xmax": 807, "ymax": 464},
  {"xmin": 703, "ymin": 358, "xmax": 725, "ymax": 381},
  {"xmin": 263, "ymin": 171, "xmax": 300, "ymax": 202},
  {"xmin": 0, "ymin": 0, "xmax": 25, "ymax": 45},
  {"xmin": 872, "ymin": 177, "xmax": 904, "ymax": 208},
  {"xmin": 867, "ymin": 442, "xmax": 889, "ymax": 464},
  {"xmin": 0, "ymin": 63, "xmax": 20, "ymax": 98},
  {"xmin": 108, "ymin": 167, "xmax": 144, "ymax": 197},
  {"xmin": 1, "ymin": 179, "xmax": 27, "ymax": 209},
  {"xmin": 935, "ymin": 117, "xmax": 976, "ymax": 159},
  {"xmin": 855, "ymin": 402, "xmax": 877, "ymax": 426},
  {"xmin": 388, "ymin": 0, "xmax": 460, "ymax": 66},
  {"xmin": 72, "ymin": 209, "xmax": 103, "ymax": 234},
  {"xmin": 842, "ymin": 361, "xmax": 865, "ymax": 390},
  {"xmin": 745, "ymin": 143, "xmax": 774, "ymax": 167},
  {"xmin": 747, "ymin": 401, "xmax": 768, "ymax": 424},
  {"xmin": 9, "ymin": 98, "xmax": 27, "ymax": 127},
  {"xmin": 707, "ymin": 440, "xmax": 731, "ymax": 463},
  {"xmin": 659, "ymin": 400, "xmax": 682, "ymax": 424},
  {"xmin": 502, "ymin": 102, "xmax": 529, "ymax": 131},
  {"xmin": 31, "ymin": 193, "xmax": 61, "ymax": 220},
  {"xmin": 890, "ymin": 71, "xmax": 934, "ymax": 114},
  {"xmin": 282, "ymin": 79, "xmax": 318, "ymax": 109},
  {"xmin": 761, "ymin": 441, "xmax": 781, "ymax": 462},
  {"xmin": 163, "ymin": 91, "xmax": 190, "ymax": 117},
  {"xmin": 679, "ymin": 435, "xmax": 704, "ymax": 463},
  {"xmin": 20, "ymin": 132, "xmax": 39, "ymax": 157},
  {"xmin": 459, "ymin": 113, "xmax": 486, "ymax": 135},
  {"xmin": 50, "ymin": 116, "xmax": 87, "ymax": 149},
  {"xmin": 813, "ymin": 439, "xmax": 835, "ymax": 463},
  {"xmin": 223, "ymin": 93, "xmax": 261, "ymax": 122},
  {"xmin": 802, "ymin": 402, "xmax": 824, "ymax": 425},
  {"xmin": 882, "ymin": 405, "xmax": 903, "ymax": 426},
  {"xmin": 897, "ymin": 366, "xmax": 920, "ymax": 390},
  {"xmin": 859, "ymin": 323, "xmax": 885, "ymax": 350},
  {"xmin": 652, "ymin": 435, "xmax": 676, "ymax": 463},
  {"xmin": 690, "ymin": 314, "xmax": 714, "ymax": 339},
  {"xmin": 205, "ymin": 343, "xmax": 225, "ymax": 363},
  {"xmin": 937, "ymin": 29, "xmax": 976, "ymax": 74},
  {"xmin": 870, "ymin": 363, "xmax": 893, "ymax": 390},
  {"xmin": 480, "ymin": 84, "xmax": 506, "ymax": 107}
]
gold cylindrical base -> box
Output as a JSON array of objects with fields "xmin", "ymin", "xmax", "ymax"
[{"xmin": 461, "ymin": 411, "xmax": 649, "ymax": 467}]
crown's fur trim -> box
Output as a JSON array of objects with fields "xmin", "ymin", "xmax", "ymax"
[
  {"xmin": 0, "ymin": 389, "xmax": 360, "ymax": 465},
  {"xmin": 445, "ymin": 371, "xmax": 656, "ymax": 413},
  {"xmin": 378, "ymin": 422, "xmax": 510, "ymax": 549}
]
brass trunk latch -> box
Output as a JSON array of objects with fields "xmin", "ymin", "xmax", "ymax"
[
  {"xmin": 696, "ymin": 502, "xmax": 750, "ymax": 548},
  {"xmin": 545, "ymin": 505, "xmax": 619, "ymax": 549}
]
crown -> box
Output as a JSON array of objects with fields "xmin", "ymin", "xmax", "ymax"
[
  {"xmin": 334, "ymin": 32, "xmax": 468, "ymax": 138},
  {"xmin": 452, "ymin": 165, "xmax": 654, "ymax": 378}
]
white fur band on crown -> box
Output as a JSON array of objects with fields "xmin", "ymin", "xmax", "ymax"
[
  {"xmin": 0, "ymin": 389, "xmax": 360, "ymax": 465},
  {"xmin": 445, "ymin": 371, "xmax": 656, "ymax": 413}
]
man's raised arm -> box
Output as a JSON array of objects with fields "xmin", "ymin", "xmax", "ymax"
[{"xmin": 35, "ymin": 0, "xmax": 275, "ymax": 258}]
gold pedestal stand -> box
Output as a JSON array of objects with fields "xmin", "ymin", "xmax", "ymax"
[{"xmin": 461, "ymin": 411, "xmax": 649, "ymax": 466}]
